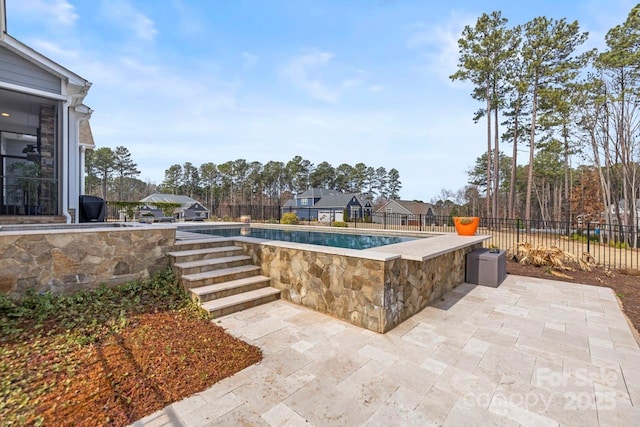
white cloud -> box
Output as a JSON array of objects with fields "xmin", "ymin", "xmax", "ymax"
[
  {"xmin": 242, "ymin": 52, "xmax": 258, "ymax": 71},
  {"xmin": 30, "ymin": 39, "xmax": 80, "ymax": 61},
  {"xmin": 282, "ymin": 51, "xmax": 340, "ymax": 103},
  {"xmin": 280, "ymin": 51, "xmax": 368, "ymax": 103},
  {"xmin": 407, "ymin": 13, "xmax": 474, "ymax": 82},
  {"xmin": 101, "ymin": 0, "xmax": 158, "ymax": 42},
  {"xmin": 369, "ymin": 85, "xmax": 384, "ymax": 92},
  {"xmin": 170, "ymin": 0, "xmax": 206, "ymax": 36},
  {"xmin": 9, "ymin": 0, "xmax": 78, "ymax": 26}
]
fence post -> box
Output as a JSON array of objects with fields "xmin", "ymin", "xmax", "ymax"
[
  {"xmin": 516, "ymin": 218, "xmax": 520, "ymax": 245},
  {"xmin": 419, "ymin": 214, "xmax": 422, "ymax": 232},
  {"xmin": 587, "ymin": 222, "xmax": 590, "ymax": 254}
]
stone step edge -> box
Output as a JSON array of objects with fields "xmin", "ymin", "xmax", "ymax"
[
  {"xmin": 181, "ymin": 265, "xmax": 261, "ymax": 282},
  {"xmin": 167, "ymin": 246, "xmax": 242, "ymax": 258},
  {"xmin": 201, "ymin": 287, "xmax": 281, "ymax": 313},
  {"xmin": 173, "ymin": 238, "xmax": 236, "ymax": 249},
  {"xmin": 190, "ymin": 275, "xmax": 271, "ymax": 297},
  {"xmin": 173, "ymin": 255, "xmax": 252, "ymax": 270}
]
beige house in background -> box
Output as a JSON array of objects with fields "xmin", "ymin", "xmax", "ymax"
[{"xmin": 374, "ymin": 199, "xmax": 436, "ymax": 226}]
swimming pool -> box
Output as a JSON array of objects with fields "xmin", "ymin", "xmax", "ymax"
[{"xmin": 191, "ymin": 227, "xmax": 418, "ymax": 249}]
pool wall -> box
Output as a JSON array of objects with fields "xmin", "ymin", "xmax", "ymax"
[
  {"xmin": 237, "ymin": 235, "xmax": 483, "ymax": 333},
  {"xmin": 0, "ymin": 224, "xmax": 175, "ymax": 296}
]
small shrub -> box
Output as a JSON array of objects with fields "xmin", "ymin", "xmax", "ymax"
[
  {"xmin": 610, "ymin": 241, "xmax": 630, "ymax": 249},
  {"xmin": 266, "ymin": 218, "xmax": 278, "ymax": 224},
  {"xmin": 222, "ymin": 215, "xmax": 233, "ymax": 222},
  {"xmin": 331, "ymin": 221, "xmax": 347, "ymax": 227},
  {"xmin": 456, "ymin": 216, "xmax": 475, "ymax": 225},
  {"xmin": 281, "ymin": 212, "xmax": 299, "ymax": 225},
  {"xmin": 571, "ymin": 232, "xmax": 599, "ymax": 242}
]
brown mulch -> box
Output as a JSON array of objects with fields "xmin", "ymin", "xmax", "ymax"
[
  {"xmin": 6, "ymin": 310, "xmax": 261, "ymax": 426},
  {"xmin": 507, "ymin": 260, "xmax": 640, "ymax": 334}
]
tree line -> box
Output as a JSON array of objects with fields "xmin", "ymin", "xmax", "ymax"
[
  {"xmin": 84, "ymin": 148, "xmax": 402, "ymax": 210},
  {"xmin": 85, "ymin": 146, "xmax": 152, "ymax": 201},
  {"xmin": 158, "ymin": 156, "xmax": 402, "ymax": 210},
  {"xmin": 450, "ymin": 5, "xmax": 640, "ymax": 229}
]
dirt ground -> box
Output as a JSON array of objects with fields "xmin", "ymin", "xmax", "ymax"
[{"xmin": 507, "ymin": 259, "xmax": 640, "ymax": 335}]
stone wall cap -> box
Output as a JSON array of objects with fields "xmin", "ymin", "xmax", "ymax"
[
  {"xmin": 0, "ymin": 222, "xmax": 176, "ymax": 237},
  {"xmin": 370, "ymin": 234, "xmax": 490, "ymax": 261},
  {"xmin": 235, "ymin": 236, "xmax": 400, "ymax": 261}
]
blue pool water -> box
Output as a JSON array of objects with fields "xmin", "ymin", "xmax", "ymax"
[{"xmin": 191, "ymin": 227, "xmax": 418, "ymax": 250}]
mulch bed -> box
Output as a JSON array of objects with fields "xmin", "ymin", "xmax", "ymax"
[
  {"xmin": 3, "ymin": 310, "xmax": 261, "ymax": 426},
  {"xmin": 507, "ymin": 260, "xmax": 640, "ymax": 334}
]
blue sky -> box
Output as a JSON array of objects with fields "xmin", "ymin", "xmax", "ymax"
[{"xmin": 4, "ymin": 0, "xmax": 635, "ymax": 201}]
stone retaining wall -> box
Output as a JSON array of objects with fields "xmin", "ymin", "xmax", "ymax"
[
  {"xmin": 383, "ymin": 246, "xmax": 479, "ymax": 331},
  {"xmin": 239, "ymin": 240, "xmax": 481, "ymax": 333},
  {"xmin": 0, "ymin": 226, "xmax": 175, "ymax": 296}
]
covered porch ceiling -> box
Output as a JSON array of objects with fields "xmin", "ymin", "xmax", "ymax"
[{"xmin": 0, "ymin": 87, "xmax": 56, "ymax": 135}]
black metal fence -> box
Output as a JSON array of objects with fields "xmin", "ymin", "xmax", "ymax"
[{"xmin": 104, "ymin": 202, "xmax": 639, "ymax": 270}]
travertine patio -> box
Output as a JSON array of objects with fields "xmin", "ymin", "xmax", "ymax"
[{"xmin": 133, "ymin": 274, "xmax": 640, "ymax": 426}]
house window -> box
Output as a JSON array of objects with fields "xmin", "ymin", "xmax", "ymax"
[
  {"xmin": 301, "ymin": 198, "xmax": 309, "ymax": 206},
  {"xmin": 386, "ymin": 208, "xmax": 392, "ymax": 214},
  {"xmin": 351, "ymin": 207, "xmax": 359, "ymax": 218}
]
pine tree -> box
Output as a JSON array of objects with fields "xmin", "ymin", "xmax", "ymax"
[
  {"xmin": 113, "ymin": 146, "xmax": 140, "ymax": 201},
  {"xmin": 521, "ymin": 16, "xmax": 588, "ymax": 222},
  {"xmin": 451, "ymin": 11, "xmax": 517, "ymax": 219}
]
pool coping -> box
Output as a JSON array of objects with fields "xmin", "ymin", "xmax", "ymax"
[{"xmin": 175, "ymin": 222, "xmax": 489, "ymax": 262}]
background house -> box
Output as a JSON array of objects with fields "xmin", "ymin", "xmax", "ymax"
[
  {"xmin": 140, "ymin": 194, "xmax": 209, "ymax": 221},
  {"xmin": 281, "ymin": 189, "xmax": 372, "ymax": 222},
  {"xmin": 374, "ymin": 200, "xmax": 435, "ymax": 226},
  {"xmin": 0, "ymin": 0, "xmax": 93, "ymax": 223},
  {"xmin": 602, "ymin": 199, "xmax": 640, "ymax": 227}
]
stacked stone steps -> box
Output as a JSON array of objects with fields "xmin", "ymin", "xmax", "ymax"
[
  {"xmin": 169, "ymin": 246, "xmax": 244, "ymax": 265},
  {"xmin": 191, "ymin": 276, "xmax": 272, "ymax": 304},
  {"xmin": 181, "ymin": 265, "xmax": 262, "ymax": 288},
  {"xmin": 202, "ymin": 287, "xmax": 281, "ymax": 318},
  {"xmin": 168, "ymin": 239, "xmax": 279, "ymax": 317},
  {"xmin": 173, "ymin": 255, "xmax": 253, "ymax": 276},
  {"xmin": 171, "ymin": 237, "xmax": 237, "ymax": 251}
]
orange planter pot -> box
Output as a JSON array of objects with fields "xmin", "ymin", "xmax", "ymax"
[{"xmin": 453, "ymin": 217, "xmax": 479, "ymax": 236}]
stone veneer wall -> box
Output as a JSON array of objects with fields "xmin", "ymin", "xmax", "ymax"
[
  {"xmin": 239, "ymin": 240, "xmax": 481, "ymax": 333},
  {"xmin": 0, "ymin": 227, "xmax": 175, "ymax": 296},
  {"xmin": 0, "ymin": 215, "xmax": 66, "ymax": 225},
  {"xmin": 39, "ymin": 105, "xmax": 56, "ymax": 215},
  {"xmin": 382, "ymin": 245, "xmax": 481, "ymax": 332}
]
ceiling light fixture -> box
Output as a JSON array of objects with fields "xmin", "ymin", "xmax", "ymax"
[{"xmin": 1, "ymin": 112, "xmax": 9, "ymax": 117}]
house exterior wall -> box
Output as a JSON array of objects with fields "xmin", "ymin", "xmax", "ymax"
[
  {"xmin": 0, "ymin": 46, "xmax": 61, "ymax": 94},
  {"xmin": 0, "ymin": 3, "xmax": 92, "ymax": 224},
  {"xmin": 380, "ymin": 200, "xmax": 411, "ymax": 215}
]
